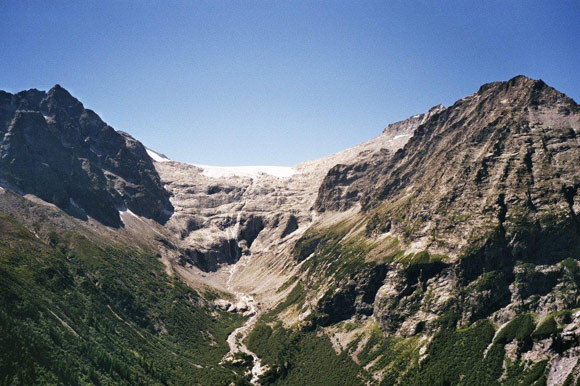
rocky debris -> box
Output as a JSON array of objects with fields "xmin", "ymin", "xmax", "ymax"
[
  {"xmin": 152, "ymin": 105, "xmax": 426, "ymax": 280},
  {"xmin": 221, "ymin": 293, "xmax": 266, "ymax": 385},
  {"xmin": 214, "ymin": 296, "xmax": 256, "ymax": 316},
  {"xmin": 0, "ymin": 86, "xmax": 172, "ymax": 227}
]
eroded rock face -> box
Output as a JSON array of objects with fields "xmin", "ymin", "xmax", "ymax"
[
  {"xmin": 315, "ymin": 104, "xmax": 445, "ymax": 212},
  {"xmin": 151, "ymin": 106, "xmax": 428, "ymax": 276},
  {"xmin": 308, "ymin": 78, "xmax": 580, "ymax": 324},
  {"xmin": 0, "ymin": 86, "xmax": 172, "ymax": 227},
  {"xmin": 315, "ymin": 264, "xmax": 388, "ymax": 326},
  {"xmin": 263, "ymin": 76, "xmax": 580, "ymax": 383},
  {"xmin": 361, "ymin": 76, "xmax": 580, "ymax": 261}
]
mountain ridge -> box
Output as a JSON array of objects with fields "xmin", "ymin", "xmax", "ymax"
[
  {"xmin": 2, "ymin": 75, "xmax": 580, "ymax": 385},
  {"xmin": 0, "ymin": 85, "xmax": 173, "ymax": 227}
]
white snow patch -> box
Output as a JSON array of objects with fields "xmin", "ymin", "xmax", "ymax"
[
  {"xmin": 194, "ymin": 164, "xmax": 297, "ymax": 179},
  {"xmin": 146, "ymin": 148, "xmax": 170, "ymax": 163},
  {"xmin": 393, "ymin": 134, "xmax": 411, "ymax": 140},
  {"xmin": 119, "ymin": 208, "xmax": 139, "ymax": 219}
]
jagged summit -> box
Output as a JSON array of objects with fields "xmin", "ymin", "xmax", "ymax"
[
  {"xmin": 43, "ymin": 84, "xmax": 84, "ymax": 114},
  {"xmin": 317, "ymin": 75, "xmax": 580, "ymax": 259},
  {"xmin": 0, "ymin": 86, "xmax": 173, "ymax": 227},
  {"xmin": 476, "ymin": 74, "xmax": 540, "ymax": 92},
  {"xmin": 3, "ymin": 77, "xmax": 580, "ymax": 384},
  {"xmin": 474, "ymin": 75, "xmax": 576, "ymax": 108}
]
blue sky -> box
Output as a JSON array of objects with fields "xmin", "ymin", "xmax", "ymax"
[{"xmin": 1, "ymin": 1, "xmax": 578, "ymax": 165}]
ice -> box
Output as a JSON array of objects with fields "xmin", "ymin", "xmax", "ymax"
[{"xmin": 194, "ymin": 164, "xmax": 297, "ymax": 179}]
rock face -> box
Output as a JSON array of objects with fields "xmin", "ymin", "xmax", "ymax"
[
  {"xmin": 308, "ymin": 76, "xmax": 580, "ymax": 326},
  {"xmin": 318, "ymin": 76, "xmax": 580, "ymax": 260},
  {"xmin": 0, "ymin": 85, "xmax": 172, "ymax": 227},
  {"xmin": 281, "ymin": 75, "xmax": 580, "ymax": 384},
  {"xmin": 150, "ymin": 106, "xmax": 431, "ymax": 278},
  {"xmin": 315, "ymin": 104, "xmax": 445, "ymax": 212},
  {"xmin": 3, "ymin": 76, "xmax": 580, "ymax": 384}
]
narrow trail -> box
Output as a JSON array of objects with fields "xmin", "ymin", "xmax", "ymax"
[{"xmin": 223, "ymin": 255, "xmax": 266, "ymax": 384}]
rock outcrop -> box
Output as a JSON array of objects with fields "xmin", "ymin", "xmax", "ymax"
[
  {"xmin": 0, "ymin": 85, "xmax": 172, "ymax": 227},
  {"xmin": 3, "ymin": 76, "xmax": 580, "ymax": 384},
  {"xmin": 281, "ymin": 76, "xmax": 580, "ymax": 384},
  {"xmin": 150, "ymin": 105, "xmax": 431, "ymax": 280}
]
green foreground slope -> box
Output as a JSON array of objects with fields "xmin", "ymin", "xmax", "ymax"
[{"xmin": 0, "ymin": 214, "xmax": 245, "ymax": 385}]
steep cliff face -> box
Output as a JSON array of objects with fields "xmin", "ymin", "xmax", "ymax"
[
  {"xmin": 315, "ymin": 104, "xmax": 445, "ymax": 212},
  {"xmin": 3, "ymin": 76, "xmax": 580, "ymax": 385},
  {"xmin": 324, "ymin": 76, "xmax": 580, "ymax": 260},
  {"xmin": 0, "ymin": 86, "xmax": 172, "ymax": 227},
  {"xmin": 149, "ymin": 106, "xmax": 429, "ymax": 292},
  {"xmin": 269, "ymin": 76, "xmax": 580, "ymax": 384}
]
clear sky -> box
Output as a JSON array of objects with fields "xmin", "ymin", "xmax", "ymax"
[{"xmin": 1, "ymin": 1, "xmax": 579, "ymax": 166}]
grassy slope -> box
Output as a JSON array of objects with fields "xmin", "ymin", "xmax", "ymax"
[
  {"xmin": 247, "ymin": 322, "xmax": 364, "ymax": 386},
  {"xmin": 247, "ymin": 303, "xmax": 551, "ymax": 385},
  {"xmin": 244, "ymin": 219, "xmax": 569, "ymax": 385},
  {"xmin": 0, "ymin": 214, "xmax": 246, "ymax": 385}
]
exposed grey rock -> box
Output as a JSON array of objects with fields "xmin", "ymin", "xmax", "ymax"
[
  {"xmin": 0, "ymin": 86, "xmax": 172, "ymax": 227},
  {"xmin": 315, "ymin": 104, "xmax": 445, "ymax": 212},
  {"xmin": 152, "ymin": 105, "xmax": 426, "ymax": 275}
]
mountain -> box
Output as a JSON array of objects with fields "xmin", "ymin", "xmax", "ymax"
[
  {"xmin": 279, "ymin": 76, "xmax": 580, "ymax": 385},
  {"xmin": 0, "ymin": 85, "xmax": 172, "ymax": 227},
  {"xmin": 1, "ymin": 76, "xmax": 580, "ymax": 385}
]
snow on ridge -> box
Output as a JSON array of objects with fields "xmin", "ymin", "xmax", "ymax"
[
  {"xmin": 146, "ymin": 148, "xmax": 170, "ymax": 163},
  {"xmin": 193, "ymin": 164, "xmax": 297, "ymax": 179},
  {"xmin": 119, "ymin": 208, "xmax": 139, "ymax": 217},
  {"xmin": 145, "ymin": 146, "xmax": 295, "ymax": 178}
]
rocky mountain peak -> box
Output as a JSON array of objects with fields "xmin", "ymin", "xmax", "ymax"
[
  {"xmin": 41, "ymin": 84, "xmax": 85, "ymax": 118},
  {"xmin": 0, "ymin": 86, "xmax": 173, "ymax": 227},
  {"xmin": 313, "ymin": 76, "xmax": 580, "ymax": 265},
  {"xmin": 473, "ymin": 75, "xmax": 574, "ymax": 111}
]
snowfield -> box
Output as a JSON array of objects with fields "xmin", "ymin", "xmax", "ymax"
[
  {"xmin": 193, "ymin": 164, "xmax": 297, "ymax": 179},
  {"xmin": 146, "ymin": 147, "xmax": 296, "ymax": 179}
]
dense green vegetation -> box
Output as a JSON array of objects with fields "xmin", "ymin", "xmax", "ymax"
[
  {"xmin": 246, "ymin": 315, "xmax": 553, "ymax": 385},
  {"xmin": 403, "ymin": 320, "xmax": 503, "ymax": 385},
  {"xmin": 0, "ymin": 215, "xmax": 245, "ymax": 385},
  {"xmin": 0, "ymin": 208, "xmax": 569, "ymax": 385},
  {"xmin": 347, "ymin": 324, "xmax": 421, "ymax": 385},
  {"xmin": 494, "ymin": 314, "xmax": 536, "ymax": 344},
  {"xmin": 246, "ymin": 322, "xmax": 363, "ymax": 386}
]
